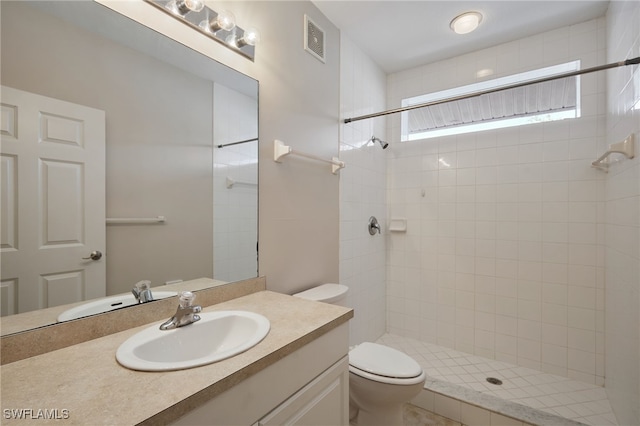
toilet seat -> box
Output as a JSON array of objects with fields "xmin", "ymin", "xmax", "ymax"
[
  {"xmin": 349, "ymin": 364, "xmax": 426, "ymax": 386},
  {"xmin": 349, "ymin": 342, "xmax": 426, "ymax": 385}
]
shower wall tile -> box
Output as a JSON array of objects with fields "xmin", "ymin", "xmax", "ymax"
[
  {"xmin": 604, "ymin": 0, "xmax": 640, "ymax": 424},
  {"xmin": 339, "ymin": 35, "xmax": 388, "ymax": 346},
  {"xmin": 386, "ymin": 18, "xmax": 607, "ymax": 385}
]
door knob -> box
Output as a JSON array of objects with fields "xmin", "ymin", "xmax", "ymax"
[{"xmin": 82, "ymin": 250, "xmax": 103, "ymax": 261}]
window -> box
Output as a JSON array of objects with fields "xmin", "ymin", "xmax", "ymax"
[{"xmin": 401, "ymin": 61, "xmax": 581, "ymax": 141}]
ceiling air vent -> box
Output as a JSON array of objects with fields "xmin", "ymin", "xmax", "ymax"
[{"xmin": 304, "ymin": 15, "xmax": 325, "ymax": 63}]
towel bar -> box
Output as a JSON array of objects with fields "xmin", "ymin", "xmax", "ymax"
[
  {"xmin": 106, "ymin": 216, "xmax": 166, "ymax": 225},
  {"xmin": 273, "ymin": 140, "xmax": 345, "ymax": 174},
  {"xmin": 591, "ymin": 134, "xmax": 635, "ymax": 172}
]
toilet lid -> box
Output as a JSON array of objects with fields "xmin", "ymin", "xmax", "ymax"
[
  {"xmin": 293, "ymin": 284, "xmax": 348, "ymax": 303},
  {"xmin": 349, "ymin": 342, "xmax": 422, "ymax": 379}
]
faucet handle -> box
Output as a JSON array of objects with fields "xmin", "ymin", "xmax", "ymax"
[
  {"xmin": 179, "ymin": 291, "xmax": 197, "ymax": 308},
  {"xmin": 159, "ymin": 291, "xmax": 200, "ymax": 330},
  {"xmin": 134, "ymin": 280, "xmax": 151, "ymax": 293},
  {"xmin": 179, "ymin": 291, "xmax": 201, "ymax": 325},
  {"xmin": 132, "ymin": 280, "xmax": 153, "ymax": 302}
]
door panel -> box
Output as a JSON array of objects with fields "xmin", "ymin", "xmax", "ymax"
[
  {"xmin": 0, "ymin": 154, "xmax": 17, "ymax": 250},
  {"xmin": 40, "ymin": 159, "xmax": 84, "ymax": 246},
  {"xmin": 41, "ymin": 270, "xmax": 84, "ymax": 308},
  {"xmin": 39, "ymin": 112, "xmax": 84, "ymax": 147}
]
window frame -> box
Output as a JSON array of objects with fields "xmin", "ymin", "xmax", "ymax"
[{"xmin": 400, "ymin": 61, "xmax": 582, "ymax": 141}]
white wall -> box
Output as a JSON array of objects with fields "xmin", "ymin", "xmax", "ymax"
[
  {"xmin": 604, "ymin": 1, "xmax": 640, "ymax": 423},
  {"xmin": 249, "ymin": 1, "xmax": 341, "ymax": 295},
  {"xmin": 386, "ymin": 18, "xmax": 607, "ymax": 384},
  {"xmin": 340, "ymin": 36, "xmax": 388, "ymax": 345},
  {"xmin": 205, "ymin": 0, "xmax": 342, "ymax": 294}
]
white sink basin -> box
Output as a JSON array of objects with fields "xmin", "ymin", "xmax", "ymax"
[
  {"xmin": 116, "ymin": 310, "xmax": 270, "ymax": 371},
  {"xmin": 57, "ymin": 292, "xmax": 177, "ymax": 322}
]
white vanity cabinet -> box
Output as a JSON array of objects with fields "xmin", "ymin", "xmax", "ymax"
[
  {"xmin": 255, "ymin": 356, "xmax": 348, "ymax": 425},
  {"xmin": 171, "ymin": 323, "xmax": 349, "ymax": 426}
]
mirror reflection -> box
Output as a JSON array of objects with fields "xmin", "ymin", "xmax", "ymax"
[{"xmin": 0, "ymin": 1, "xmax": 258, "ymax": 332}]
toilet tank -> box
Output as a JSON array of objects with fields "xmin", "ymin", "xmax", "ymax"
[{"xmin": 293, "ymin": 284, "xmax": 349, "ymax": 307}]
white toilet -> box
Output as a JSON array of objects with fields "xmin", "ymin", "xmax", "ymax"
[{"xmin": 293, "ymin": 284, "xmax": 426, "ymax": 426}]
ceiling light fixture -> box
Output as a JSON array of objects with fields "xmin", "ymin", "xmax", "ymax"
[
  {"xmin": 476, "ymin": 68, "xmax": 494, "ymax": 78},
  {"xmin": 146, "ymin": 0, "xmax": 259, "ymax": 61},
  {"xmin": 450, "ymin": 11, "xmax": 483, "ymax": 35}
]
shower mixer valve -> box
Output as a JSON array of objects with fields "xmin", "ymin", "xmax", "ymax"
[{"xmin": 368, "ymin": 216, "xmax": 381, "ymax": 235}]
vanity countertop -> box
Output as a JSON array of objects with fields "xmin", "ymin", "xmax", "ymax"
[
  {"xmin": 0, "ymin": 278, "xmax": 228, "ymax": 336},
  {"xmin": 0, "ymin": 290, "xmax": 353, "ymax": 425}
]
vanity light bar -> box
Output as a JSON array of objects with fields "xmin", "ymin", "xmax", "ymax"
[{"xmin": 145, "ymin": 0, "xmax": 257, "ymax": 61}]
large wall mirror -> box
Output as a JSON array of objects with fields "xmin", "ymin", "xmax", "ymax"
[{"xmin": 0, "ymin": 1, "xmax": 258, "ymax": 334}]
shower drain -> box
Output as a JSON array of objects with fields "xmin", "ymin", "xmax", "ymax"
[{"xmin": 486, "ymin": 377, "xmax": 503, "ymax": 385}]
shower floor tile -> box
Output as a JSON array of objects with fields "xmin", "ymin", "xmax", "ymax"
[{"xmin": 376, "ymin": 334, "xmax": 617, "ymax": 426}]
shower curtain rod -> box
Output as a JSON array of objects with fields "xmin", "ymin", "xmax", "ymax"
[
  {"xmin": 216, "ymin": 137, "xmax": 259, "ymax": 148},
  {"xmin": 343, "ymin": 56, "xmax": 640, "ymax": 124}
]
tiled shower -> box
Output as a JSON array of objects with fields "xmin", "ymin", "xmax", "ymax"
[
  {"xmin": 340, "ymin": 1, "xmax": 639, "ymax": 424},
  {"xmin": 213, "ymin": 83, "xmax": 259, "ymax": 282},
  {"xmin": 386, "ymin": 17, "xmax": 607, "ymax": 385}
]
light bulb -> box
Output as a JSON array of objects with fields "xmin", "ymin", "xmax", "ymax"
[
  {"xmin": 233, "ymin": 28, "xmax": 260, "ymax": 48},
  {"xmin": 240, "ymin": 28, "xmax": 260, "ymax": 46},
  {"xmin": 215, "ymin": 11, "xmax": 236, "ymax": 31},
  {"xmin": 183, "ymin": 0, "xmax": 204, "ymax": 12},
  {"xmin": 167, "ymin": 0, "xmax": 204, "ymax": 16},
  {"xmin": 450, "ymin": 12, "xmax": 482, "ymax": 35},
  {"xmin": 200, "ymin": 10, "xmax": 236, "ymax": 33}
]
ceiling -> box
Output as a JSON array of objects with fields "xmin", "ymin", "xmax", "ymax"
[{"xmin": 312, "ymin": 1, "xmax": 610, "ymax": 73}]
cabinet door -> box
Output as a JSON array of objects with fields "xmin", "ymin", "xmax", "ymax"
[{"xmin": 257, "ymin": 356, "xmax": 349, "ymax": 426}]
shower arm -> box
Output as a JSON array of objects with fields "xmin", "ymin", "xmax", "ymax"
[{"xmin": 343, "ymin": 56, "xmax": 640, "ymax": 124}]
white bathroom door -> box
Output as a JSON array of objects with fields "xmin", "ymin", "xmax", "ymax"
[{"xmin": 0, "ymin": 86, "xmax": 106, "ymax": 315}]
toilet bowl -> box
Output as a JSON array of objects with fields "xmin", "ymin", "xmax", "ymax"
[
  {"xmin": 293, "ymin": 284, "xmax": 426, "ymax": 425},
  {"xmin": 349, "ymin": 342, "xmax": 426, "ymax": 425}
]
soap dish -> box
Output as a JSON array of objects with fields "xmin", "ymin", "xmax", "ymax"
[{"xmin": 389, "ymin": 218, "xmax": 407, "ymax": 232}]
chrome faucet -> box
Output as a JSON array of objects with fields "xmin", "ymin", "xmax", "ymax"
[
  {"xmin": 132, "ymin": 280, "xmax": 154, "ymax": 303},
  {"xmin": 160, "ymin": 291, "xmax": 202, "ymax": 330}
]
